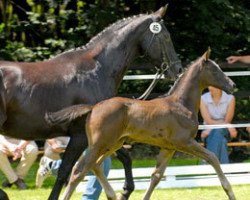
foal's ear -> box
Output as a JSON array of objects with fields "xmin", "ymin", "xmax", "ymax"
[
  {"xmin": 202, "ymin": 47, "xmax": 211, "ymax": 61},
  {"xmin": 154, "ymin": 4, "xmax": 168, "ymax": 18}
]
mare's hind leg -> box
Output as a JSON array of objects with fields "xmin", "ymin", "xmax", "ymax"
[
  {"xmin": 143, "ymin": 149, "xmax": 175, "ymax": 200},
  {"xmin": 178, "ymin": 139, "xmax": 235, "ymax": 200},
  {"xmin": 62, "ymin": 149, "xmax": 116, "ymax": 200},
  {"xmin": 115, "ymin": 147, "xmax": 134, "ymax": 200},
  {"xmin": 48, "ymin": 119, "xmax": 88, "ymax": 200}
]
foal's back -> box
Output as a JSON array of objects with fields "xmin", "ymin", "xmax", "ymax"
[{"xmin": 87, "ymin": 96, "xmax": 190, "ymax": 147}]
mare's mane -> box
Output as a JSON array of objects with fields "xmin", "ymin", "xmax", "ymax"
[{"xmin": 55, "ymin": 14, "xmax": 149, "ymax": 58}]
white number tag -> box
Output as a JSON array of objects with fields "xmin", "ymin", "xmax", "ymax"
[{"xmin": 149, "ymin": 22, "xmax": 162, "ymax": 34}]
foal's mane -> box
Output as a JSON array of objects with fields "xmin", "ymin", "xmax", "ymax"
[
  {"xmin": 163, "ymin": 57, "xmax": 203, "ymax": 96},
  {"xmin": 56, "ymin": 13, "xmax": 149, "ymax": 57}
]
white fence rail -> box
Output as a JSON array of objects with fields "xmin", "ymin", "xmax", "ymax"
[
  {"xmin": 76, "ymin": 163, "xmax": 250, "ymax": 192},
  {"xmin": 123, "ymin": 71, "xmax": 250, "ymax": 80}
]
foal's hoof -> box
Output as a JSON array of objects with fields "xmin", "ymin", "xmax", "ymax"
[{"xmin": 117, "ymin": 193, "xmax": 127, "ymax": 200}]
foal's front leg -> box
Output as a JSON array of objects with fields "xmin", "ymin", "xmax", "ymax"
[
  {"xmin": 178, "ymin": 139, "xmax": 236, "ymax": 200},
  {"xmin": 115, "ymin": 147, "xmax": 134, "ymax": 200},
  {"xmin": 143, "ymin": 149, "xmax": 175, "ymax": 200}
]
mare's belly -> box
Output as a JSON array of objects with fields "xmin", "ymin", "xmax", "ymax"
[{"xmin": 2, "ymin": 113, "xmax": 67, "ymax": 140}]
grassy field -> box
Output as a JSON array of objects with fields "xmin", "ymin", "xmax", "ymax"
[
  {"xmin": 1, "ymin": 158, "xmax": 250, "ymax": 200},
  {"xmin": 3, "ymin": 185, "xmax": 250, "ymax": 200}
]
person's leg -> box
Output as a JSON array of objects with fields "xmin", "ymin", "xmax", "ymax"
[
  {"xmin": 16, "ymin": 141, "xmax": 38, "ymax": 179},
  {"xmin": 82, "ymin": 157, "xmax": 111, "ymax": 200},
  {"xmin": 206, "ymin": 129, "xmax": 229, "ymax": 164},
  {"xmin": 36, "ymin": 156, "xmax": 55, "ymax": 188},
  {"xmin": 205, "ymin": 129, "xmax": 224, "ymax": 160},
  {"xmin": 36, "ymin": 140, "xmax": 62, "ymax": 188},
  {"xmin": 51, "ymin": 159, "xmax": 62, "ymax": 176},
  {"xmin": 44, "ymin": 142, "xmax": 61, "ymax": 160},
  {"xmin": 218, "ymin": 129, "xmax": 230, "ymax": 164},
  {"xmin": 0, "ymin": 150, "xmax": 18, "ymax": 184}
]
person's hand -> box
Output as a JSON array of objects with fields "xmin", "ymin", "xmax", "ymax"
[
  {"xmin": 50, "ymin": 143, "xmax": 65, "ymax": 153},
  {"xmin": 12, "ymin": 146, "xmax": 22, "ymax": 160},
  {"xmin": 246, "ymin": 127, "xmax": 250, "ymax": 133},
  {"xmin": 201, "ymin": 130, "xmax": 210, "ymax": 139},
  {"xmin": 226, "ymin": 56, "xmax": 240, "ymax": 64},
  {"xmin": 228, "ymin": 127, "xmax": 237, "ymax": 138}
]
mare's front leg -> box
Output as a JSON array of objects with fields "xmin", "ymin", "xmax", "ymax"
[
  {"xmin": 177, "ymin": 137, "xmax": 236, "ymax": 200},
  {"xmin": 48, "ymin": 119, "xmax": 88, "ymax": 200},
  {"xmin": 143, "ymin": 149, "xmax": 175, "ymax": 200},
  {"xmin": 115, "ymin": 147, "xmax": 134, "ymax": 200}
]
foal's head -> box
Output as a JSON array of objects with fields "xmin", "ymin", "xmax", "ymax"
[
  {"xmin": 139, "ymin": 5, "xmax": 182, "ymax": 77},
  {"xmin": 199, "ymin": 49, "xmax": 235, "ymax": 94}
]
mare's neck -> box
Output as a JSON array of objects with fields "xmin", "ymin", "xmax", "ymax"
[
  {"xmin": 94, "ymin": 16, "xmax": 150, "ymax": 90},
  {"xmin": 170, "ymin": 67, "xmax": 203, "ymax": 113}
]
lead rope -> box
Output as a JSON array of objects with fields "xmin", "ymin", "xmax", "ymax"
[
  {"xmin": 137, "ymin": 62, "xmax": 169, "ymax": 100},
  {"xmin": 136, "ymin": 21, "xmax": 169, "ymax": 100}
]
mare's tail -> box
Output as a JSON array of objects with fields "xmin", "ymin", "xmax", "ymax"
[{"xmin": 45, "ymin": 104, "xmax": 93, "ymax": 126}]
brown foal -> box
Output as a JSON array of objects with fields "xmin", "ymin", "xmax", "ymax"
[{"xmin": 46, "ymin": 49, "xmax": 236, "ymax": 200}]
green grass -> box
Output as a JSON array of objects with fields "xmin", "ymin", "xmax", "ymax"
[
  {"xmin": 1, "ymin": 158, "xmax": 250, "ymax": 199},
  {"xmin": 3, "ymin": 185, "xmax": 250, "ymax": 200}
]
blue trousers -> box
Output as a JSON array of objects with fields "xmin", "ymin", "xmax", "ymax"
[
  {"xmin": 205, "ymin": 129, "xmax": 230, "ymax": 164},
  {"xmin": 50, "ymin": 157, "xmax": 111, "ymax": 200}
]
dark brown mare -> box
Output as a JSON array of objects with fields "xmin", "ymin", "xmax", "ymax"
[
  {"xmin": 46, "ymin": 49, "xmax": 236, "ymax": 200},
  {"xmin": 0, "ymin": 5, "xmax": 182, "ymax": 200}
]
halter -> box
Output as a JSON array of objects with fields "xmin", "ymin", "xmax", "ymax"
[
  {"xmin": 137, "ymin": 21, "xmax": 172, "ymax": 100},
  {"xmin": 137, "ymin": 63, "xmax": 168, "ymax": 100}
]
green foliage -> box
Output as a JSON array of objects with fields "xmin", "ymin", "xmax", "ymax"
[{"xmin": 0, "ymin": 0, "xmax": 249, "ymax": 60}]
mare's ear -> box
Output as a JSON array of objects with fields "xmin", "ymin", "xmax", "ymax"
[
  {"xmin": 154, "ymin": 4, "xmax": 168, "ymax": 18},
  {"xmin": 202, "ymin": 47, "xmax": 211, "ymax": 61}
]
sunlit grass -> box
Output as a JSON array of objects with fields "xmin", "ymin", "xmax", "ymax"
[
  {"xmin": 1, "ymin": 158, "xmax": 250, "ymax": 199},
  {"xmin": 2, "ymin": 185, "xmax": 250, "ymax": 200}
]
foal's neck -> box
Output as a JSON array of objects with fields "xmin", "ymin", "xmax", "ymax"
[{"xmin": 170, "ymin": 67, "xmax": 203, "ymax": 113}]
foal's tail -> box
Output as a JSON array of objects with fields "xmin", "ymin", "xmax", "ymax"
[{"xmin": 45, "ymin": 104, "xmax": 93, "ymax": 126}]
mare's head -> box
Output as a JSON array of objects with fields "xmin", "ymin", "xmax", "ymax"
[
  {"xmin": 199, "ymin": 49, "xmax": 235, "ymax": 94},
  {"xmin": 139, "ymin": 5, "xmax": 182, "ymax": 77}
]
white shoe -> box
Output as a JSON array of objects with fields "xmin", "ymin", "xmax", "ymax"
[{"xmin": 36, "ymin": 156, "xmax": 53, "ymax": 188}]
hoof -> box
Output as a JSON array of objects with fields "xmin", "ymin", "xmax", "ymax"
[{"xmin": 117, "ymin": 193, "xmax": 127, "ymax": 200}]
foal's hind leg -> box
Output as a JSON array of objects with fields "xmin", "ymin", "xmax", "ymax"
[
  {"xmin": 92, "ymin": 163, "xmax": 117, "ymax": 200},
  {"xmin": 143, "ymin": 149, "xmax": 175, "ymax": 200},
  {"xmin": 115, "ymin": 147, "xmax": 134, "ymax": 200},
  {"xmin": 62, "ymin": 149, "xmax": 117, "ymax": 200},
  {"xmin": 178, "ymin": 139, "xmax": 236, "ymax": 200}
]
